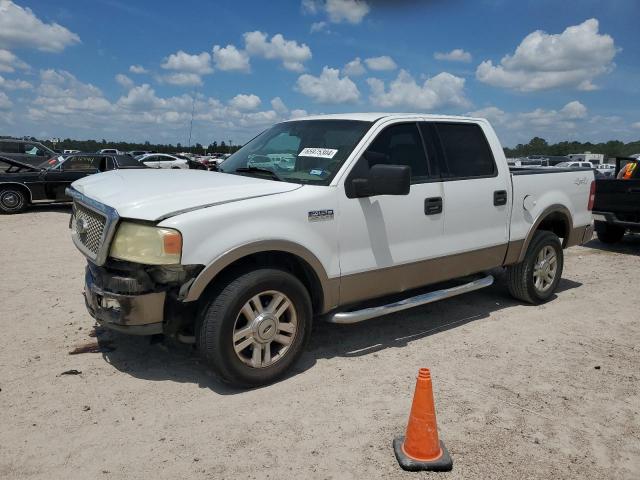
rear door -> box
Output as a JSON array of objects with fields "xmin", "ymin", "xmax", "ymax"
[{"xmin": 424, "ymin": 121, "xmax": 511, "ymax": 263}]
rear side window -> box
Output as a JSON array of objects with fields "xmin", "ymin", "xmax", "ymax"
[
  {"xmin": 0, "ymin": 142, "xmax": 21, "ymax": 153},
  {"xmin": 62, "ymin": 156, "xmax": 98, "ymax": 171},
  {"xmin": 435, "ymin": 123, "xmax": 496, "ymax": 179}
]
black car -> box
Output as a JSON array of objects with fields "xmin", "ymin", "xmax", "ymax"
[
  {"xmin": 0, "ymin": 153, "xmax": 145, "ymax": 214},
  {"xmin": 0, "ymin": 138, "xmax": 57, "ymax": 167},
  {"xmin": 592, "ymin": 157, "xmax": 640, "ymax": 243}
]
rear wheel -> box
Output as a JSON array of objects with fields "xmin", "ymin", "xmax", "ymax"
[
  {"xmin": 197, "ymin": 268, "xmax": 312, "ymax": 387},
  {"xmin": 0, "ymin": 186, "xmax": 28, "ymax": 214},
  {"xmin": 595, "ymin": 221, "xmax": 625, "ymax": 244},
  {"xmin": 507, "ymin": 230, "xmax": 564, "ymax": 304}
]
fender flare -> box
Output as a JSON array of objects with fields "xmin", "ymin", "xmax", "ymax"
[{"xmin": 183, "ymin": 240, "xmax": 339, "ymax": 313}]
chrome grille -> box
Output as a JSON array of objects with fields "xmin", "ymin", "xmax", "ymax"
[
  {"xmin": 67, "ymin": 188, "xmax": 119, "ymax": 266},
  {"xmin": 72, "ymin": 203, "xmax": 106, "ymax": 256}
]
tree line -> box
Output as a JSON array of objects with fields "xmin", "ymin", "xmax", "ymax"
[
  {"xmin": 9, "ymin": 134, "xmax": 640, "ymax": 159},
  {"xmin": 32, "ymin": 137, "xmax": 242, "ymax": 155},
  {"xmin": 504, "ymin": 137, "xmax": 640, "ymax": 159}
]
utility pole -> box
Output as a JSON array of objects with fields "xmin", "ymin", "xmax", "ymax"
[{"xmin": 187, "ymin": 90, "xmax": 196, "ymax": 152}]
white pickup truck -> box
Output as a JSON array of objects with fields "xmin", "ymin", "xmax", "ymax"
[{"xmin": 67, "ymin": 114, "xmax": 594, "ymax": 386}]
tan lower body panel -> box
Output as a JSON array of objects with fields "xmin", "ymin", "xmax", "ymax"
[{"xmin": 338, "ymin": 244, "xmax": 508, "ymax": 307}]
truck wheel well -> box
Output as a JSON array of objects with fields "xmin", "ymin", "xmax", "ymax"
[
  {"xmin": 536, "ymin": 211, "xmax": 570, "ymax": 246},
  {"xmin": 199, "ymin": 251, "xmax": 324, "ymax": 314}
]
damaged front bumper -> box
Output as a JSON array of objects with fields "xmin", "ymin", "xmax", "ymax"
[{"xmin": 83, "ymin": 261, "xmax": 201, "ymax": 336}]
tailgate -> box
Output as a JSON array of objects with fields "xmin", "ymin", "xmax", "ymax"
[{"xmin": 593, "ymin": 179, "xmax": 640, "ymax": 214}]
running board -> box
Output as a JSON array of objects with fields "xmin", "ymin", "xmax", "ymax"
[{"xmin": 326, "ymin": 274, "xmax": 494, "ymax": 324}]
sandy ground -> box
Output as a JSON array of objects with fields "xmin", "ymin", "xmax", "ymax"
[{"xmin": 1, "ymin": 205, "xmax": 639, "ymax": 480}]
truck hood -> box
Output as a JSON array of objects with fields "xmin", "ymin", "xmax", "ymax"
[{"xmin": 70, "ymin": 169, "xmax": 301, "ymax": 221}]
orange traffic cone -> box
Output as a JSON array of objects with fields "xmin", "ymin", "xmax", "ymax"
[{"xmin": 393, "ymin": 368, "xmax": 453, "ymax": 472}]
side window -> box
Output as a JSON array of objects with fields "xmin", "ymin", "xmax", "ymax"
[
  {"xmin": 0, "ymin": 142, "xmax": 21, "ymax": 153},
  {"xmin": 363, "ymin": 123, "xmax": 429, "ymax": 183},
  {"xmin": 156, "ymin": 156, "xmax": 171, "ymax": 162},
  {"xmin": 62, "ymin": 156, "xmax": 98, "ymax": 171},
  {"xmin": 23, "ymin": 143, "xmax": 47, "ymax": 157},
  {"xmin": 435, "ymin": 123, "xmax": 496, "ymax": 179}
]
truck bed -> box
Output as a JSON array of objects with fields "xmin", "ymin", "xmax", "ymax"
[{"xmin": 593, "ymin": 178, "xmax": 640, "ymax": 224}]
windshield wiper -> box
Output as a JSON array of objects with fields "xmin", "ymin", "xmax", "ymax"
[{"xmin": 234, "ymin": 167, "xmax": 282, "ymax": 181}]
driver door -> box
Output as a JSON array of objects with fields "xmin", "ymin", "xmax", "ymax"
[{"xmin": 337, "ymin": 121, "xmax": 447, "ymax": 305}]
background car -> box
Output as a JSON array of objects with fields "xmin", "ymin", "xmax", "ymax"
[
  {"xmin": 0, "ymin": 153, "xmax": 145, "ymax": 214},
  {"xmin": 0, "ymin": 138, "xmax": 57, "ymax": 168},
  {"xmin": 555, "ymin": 161, "xmax": 594, "ymax": 169},
  {"xmin": 136, "ymin": 153, "xmax": 205, "ymax": 169}
]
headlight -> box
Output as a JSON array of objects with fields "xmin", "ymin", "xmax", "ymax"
[{"xmin": 109, "ymin": 222, "xmax": 182, "ymax": 265}]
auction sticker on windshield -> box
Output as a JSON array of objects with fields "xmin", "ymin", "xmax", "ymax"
[{"xmin": 298, "ymin": 148, "xmax": 338, "ymax": 159}]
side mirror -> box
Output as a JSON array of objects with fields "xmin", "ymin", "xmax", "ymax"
[{"xmin": 350, "ymin": 164, "xmax": 411, "ymax": 198}]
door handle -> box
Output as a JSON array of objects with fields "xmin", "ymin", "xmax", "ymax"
[
  {"xmin": 424, "ymin": 197, "xmax": 443, "ymax": 215},
  {"xmin": 494, "ymin": 190, "xmax": 508, "ymax": 206}
]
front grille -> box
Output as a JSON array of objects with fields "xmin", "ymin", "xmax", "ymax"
[
  {"xmin": 72, "ymin": 203, "xmax": 107, "ymax": 256},
  {"xmin": 67, "ymin": 188, "xmax": 119, "ymax": 265}
]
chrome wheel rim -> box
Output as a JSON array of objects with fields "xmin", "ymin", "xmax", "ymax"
[
  {"xmin": 232, "ymin": 290, "xmax": 297, "ymax": 368},
  {"xmin": 533, "ymin": 245, "xmax": 557, "ymax": 292},
  {"xmin": 1, "ymin": 191, "xmax": 20, "ymax": 209}
]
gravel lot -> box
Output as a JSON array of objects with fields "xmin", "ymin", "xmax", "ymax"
[{"xmin": 1, "ymin": 206, "xmax": 639, "ymax": 479}]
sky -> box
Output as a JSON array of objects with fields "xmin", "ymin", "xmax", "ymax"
[{"xmin": 0, "ymin": 0, "xmax": 638, "ymax": 148}]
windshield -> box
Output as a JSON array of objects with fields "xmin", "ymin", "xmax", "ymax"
[{"xmin": 219, "ymin": 120, "xmax": 372, "ymax": 184}]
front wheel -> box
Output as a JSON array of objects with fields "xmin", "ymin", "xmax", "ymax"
[
  {"xmin": 506, "ymin": 230, "xmax": 564, "ymax": 304},
  {"xmin": 0, "ymin": 187, "xmax": 28, "ymax": 214},
  {"xmin": 197, "ymin": 268, "xmax": 312, "ymax": 387}
]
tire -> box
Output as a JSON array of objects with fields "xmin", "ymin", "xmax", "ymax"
[
  {"xmin": 595, "ymin": 221, "xmax": 625, "ymax": 244},
  {"xmin": 0, "ymin": 186, "xmax": 28, "ymax": 214},
  {"xmin": 506, "ymin": 230, "xmax": 564, "ymax": 304},
  {"xmin": 197, "ymin": 268, "xmax": 312, "ymax": 387}
]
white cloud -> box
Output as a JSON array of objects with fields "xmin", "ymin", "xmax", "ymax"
[
  {"xmin": 19, "ymin": 69, "xmax": 311, "ymax": 146},
  {"xmin": 0, "ymin": 74, "xmax": 31, "ymax": 90},
  {"xmin": 159, "ymin": 72, "xmax": 203, "ymax": 87},
  {"xmin": 476, "ymin": 19, "xmax": 618, "ymax": 92},
  {"xmin": 0, "ymin": 1, "xmax": 80, "ymax": 53},
  {"xmin": 560, "ymin": 100, "xmax": 587, "ymax": 119},
  {"xmin": 310, "ymin": 21, "xmax": 328, "ymax": 33},
  {"xmin": 368, "ymin": 70, "xmax": 469, "ymax": 109},
  {"xmin": 229, "ymin": 93, "xmax": 261, "ymax": 111},
  {"xmin": 296, "ymin": 66, "xmax": 360, "ymax": 103},
  {"xmin": 632, "ymin": 122, "xmax": 640, "ymax": 130},
  {"xmin": 161, "ymin": 50, "xmax": 213, "ymax": 75},
  {"xmin": 303, "ymin": 0, "xmax": 370, "ymax": 24},
  {"xmin": 364, "ymin": 55, "xmax": 397, "ymax": 71},
  {"xmin": 343, "ymin": 57, "xmax": 366, "ymax": 76},
  {"xmin": 0, "ymin": 91, "xmax": 12, "ymax": 109},
  {"xmin": 115, "ymin": 73, "xmax": 134, "ymax": 89},
  {"xmin": 467, "ymin": 101, "xmax": 589, "ymax": 137},
  {"xmin": 212, "ymin": 44, "xmax": 250, "ymax": 72},
  {"xmin": 301, "ymin": 0, "xmax": 319, "ymax": 14},
  {"xmin": 244, "ymin": 31, "xmax": 312, "ymax": 72},
  {"xmin": 434, "ymin": 49, "xmax": 472, "ymax": 63},
  {"xmin": 0, "ymin": 48, "xmax": 29, "ymax": 73},
  {"xmin": 325, "ymin": 0, "xmax": 370, "ymax": 24},
  {"xmin": 290, "ymin": 109, "xmax": 308, "ymax": 119},
  {"xmin": 129, "ymin": 65, "xmax": 148, "ymax": 74},
  {"xmin": 270, "ymin": 96, "xmax": 288, "ymax": 114}
]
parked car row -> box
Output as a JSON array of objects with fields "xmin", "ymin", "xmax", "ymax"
[{"xmin": 0, "ymin": 152, "xmax": 150, "ymax": 214}]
